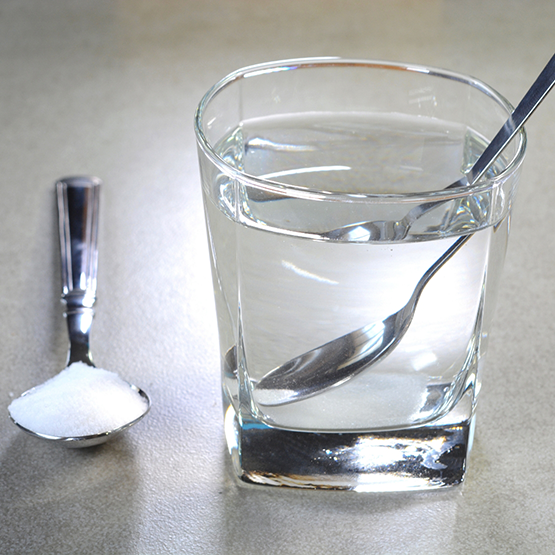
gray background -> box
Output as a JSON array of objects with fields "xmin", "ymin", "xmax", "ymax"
[{"xmin": 1, "ymin": 1, "xmax": 554, "ymax": 553}]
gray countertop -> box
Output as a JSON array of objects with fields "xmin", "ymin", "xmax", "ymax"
[{"xmin": 1, "ymin": 1, "xmax": 555, "ymax": 553}]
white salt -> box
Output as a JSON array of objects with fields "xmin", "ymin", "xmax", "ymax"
[{"xmin": 8, "ymin": 362, "xmax": 149, "ymax": 438}]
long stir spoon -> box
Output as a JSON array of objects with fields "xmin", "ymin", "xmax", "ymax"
[
  {"xmin": 254, "ymin": 53, "xmax": 555, "ymax": 406},
  {"xmin": 9, "ymin": 177, "xmax": 150, "ymax": 447}
]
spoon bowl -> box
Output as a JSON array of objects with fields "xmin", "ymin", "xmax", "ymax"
[{"xmin": 11, "ymin": 384, "xmax": 150, "ymax": 448}]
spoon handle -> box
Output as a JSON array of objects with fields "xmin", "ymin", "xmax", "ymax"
[
  {"xmin": 468, "ymin": 52, "xmax": 555, "ymax": 183},
  {"xmin": 56, "ymin": 176, "xmax": 101, "ymax": 366}
]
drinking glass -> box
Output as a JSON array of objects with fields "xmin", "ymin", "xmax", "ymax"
[{"xmin": 194, "ymin": 58, "xmax": 526, "ymax": 491}]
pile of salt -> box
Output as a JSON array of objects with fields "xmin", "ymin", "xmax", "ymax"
[{"xmin": 8, "ymin": 362, "xmax": 149, "ymax": 438}]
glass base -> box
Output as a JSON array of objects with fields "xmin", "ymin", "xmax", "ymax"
[{"xmin": 225, "ymin": 405, "xmax": 474, "ymax": 492}]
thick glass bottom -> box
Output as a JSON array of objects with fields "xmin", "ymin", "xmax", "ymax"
[{"xmin": 225, "ymin": 405, "xmax": 474, "ymax": 492}]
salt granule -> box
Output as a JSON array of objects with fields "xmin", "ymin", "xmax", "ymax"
[{"xmin": 8, "ymin": 362, "xmax": 148, "ymax": 438}]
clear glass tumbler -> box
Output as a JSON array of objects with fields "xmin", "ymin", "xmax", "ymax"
[{"xmin": 194, "ymin": 58, "xmax": 526, "ymax": 491}]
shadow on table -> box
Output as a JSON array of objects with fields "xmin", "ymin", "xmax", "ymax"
[
  {"xmin": 220, "ymin": 453, "xmax": 462, "ymax": 555},
  {"xmin": 0, "ymin": 433, "xmax": 141, "ymax": 555}
]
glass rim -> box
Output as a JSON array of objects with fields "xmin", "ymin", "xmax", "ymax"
[{"xmin": 194, "ymin": 57, "xmax": 527, "ymax": 204}]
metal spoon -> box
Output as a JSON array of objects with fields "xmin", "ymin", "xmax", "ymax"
[
  {"xmin": 254, "ymin": 53, "xmax": 555, "ymax": 406},
  {"xmin": 9, "ymin": 176, "xmax": 150, "ymax": 447}
]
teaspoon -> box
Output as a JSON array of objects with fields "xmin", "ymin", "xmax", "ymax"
[
  {"xmin": 9, "ymin": 176, "xmax": 150, "ymax": 447},
  {"xmin": 254, "ymin": 53, "xmax": 555, "ymax": 406}
]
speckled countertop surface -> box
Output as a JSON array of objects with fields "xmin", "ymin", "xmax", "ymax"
[{"xmin": 1, "ymin": 1, "xmax": 555, "ymax": 553}]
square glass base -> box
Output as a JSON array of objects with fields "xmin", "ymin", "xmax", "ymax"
[{"xmin": 225, "ymin": 405, "xmax": 474, "ymax": 492}]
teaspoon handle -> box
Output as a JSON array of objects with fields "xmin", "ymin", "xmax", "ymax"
[
  {"xmin": 56, "ymin": 176, "xmax": 101, "ymax": 366},
  {"xmin": 468, "ymin": 52, "xmax": 555, "ymax": 183}
]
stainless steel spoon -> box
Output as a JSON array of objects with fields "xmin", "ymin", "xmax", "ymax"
[
  {"xmin": 9, "ymin": 176, "xmax": 150, "ymax": 447},
  {"xmin": 254, "ymin": 53, "xmax": 555, "ymax": 406}
]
